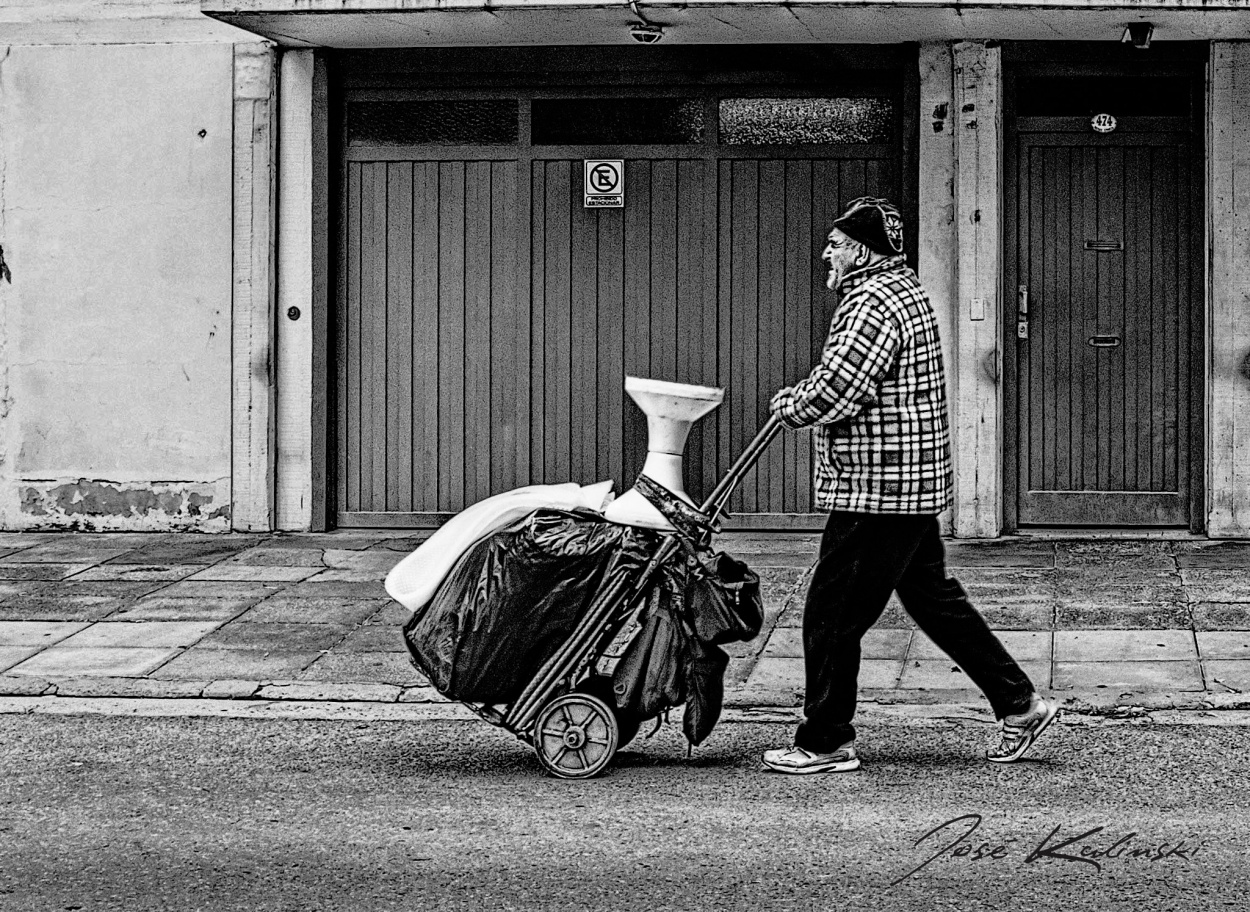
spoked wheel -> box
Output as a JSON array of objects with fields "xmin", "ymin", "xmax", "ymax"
[{"xmin": 532, "ymin": 693, "xmax": 619, "ymax": 779}]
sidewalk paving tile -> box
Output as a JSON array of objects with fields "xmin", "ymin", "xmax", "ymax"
[
  {"xmin": 1, "ymin": 545, "xmax": 136, "ymax": 565},
  {"xmin": 899, "ymin": 659, "xmax": 1051, "ymax": 690},
  {"xmin": 1203, "ymin": 660, "xmax": 1250, "ymax": 692},
  {"xmin": 201, "ymin": 679, "xmax": 261, "ymax": 699},
  {"xmin": 53, "ymin": 677, "xmax": 208, "ymax": 699},
  {"xmin": 1194, "ymin": 631, "xmax": 1250, "ymax": 659},
  {"xmin": 0, "ymin": 581, "xmax": 45, "ymax": 602},
  {"xmin": 256, "ymin": 682, "xmax": 402, "ymax": 702},
  {"xmin": 747, "ymin": 655, "xmax": 903, "ymax": 692},
  {"xmin": 281, "ymin": 580, "xmax": 389, "ymax": 599},
  {"xmin": 0, "ymin": 621, "xmax": 91, "ymax": 646},
  {"xmin": 1054, "ymin": 630, "xmax": 1198, "ymax": 663},
  {"xmin": 946, "ymin": 540, "xmax": 1055, "ymax": 569},
  {"xmin": 236, "ymin": 597, "xmax": 388, "ymax": 626},
  {"xmin": 60, "ymin": 580, "xmax": 168, "ymax": 600},
  {"xmin": 184, "ymin": 565, "xmax": 321, "ymax": 583},
  {"xmin": 0, "ymin": 563, "xmax": 97, "ymax": 581},
  {"xmin": 152, "ymin": 648, "xmax": 321, "ymax": 681},
  {"xmin": 68, "ymin": 565, "xmax": 201, "ymax": 582},
  {"xmin": 1055, "ymin": 603, "xmax": 1192, "ymax": 629},
  {"xmin": 969, "ymin": 604, "xmax": 1054, "ymax": 630},
  {"xmin": 361, "ymin": 604, "xmax": 409, "ymax": 626},
  {"xmin": 1192, "ymin": 603, "xmax": 1250, "ymax": 631},
  {"xmin": 109, "ymin": 596, "xmax": 259, "ymax": 622},
  {"xmin": 193, "ymin": 622, "xmax": 351, "ymax": 652},
  {"xmin": 110, "ymin": 538, "xmax": 261, "ymax": 565},
  {"xmin": 762, "ymin": 626, "xmax": 910, "ymax": 660},
  {"xmin": 0, "ymin": 675, "xmax": 53, "ymax": 695},
  {"xmin": 1175, "ymin": 542, "xmax": 1250, "ymax": 569},
  {"xmin": 0, "ymin": 596, "xmax": 127, "ymax": 622},
  {"xmin": 1180, "ymin": 570, "xmax": 1250, "ymax": 602},
  {"xmin": 738, "ymin": 551, "xmax": 817, "ymax": 568},
  {"xmin": 7, "ymin": 646, "xmax": 182, "ymax": 678},
  {"xmin": 1052, "ymin": 660, "xmax": 1204, "ymax": 692},
  {"xmin": 0, "ymin": 647, "xmax": 40, "ymax": 672},
  {"xmin": 299, "ymin": 652, "xmax": 424, "ymax": 686},
  {"xmin": 0, "ymin": 533, "xmax": 59, "ymax": 547},
  {"xmin": 224, "ymin": 548, "xmax": 327, "ymax": 568},
  {"xmin": 367, "ymin": 535, "xmax": 433, "ymax": 553},
  {"xmin": 909, "ymin": 630, "xmax": 1052, "ymax": 662},
  {"xmin": 323, "ymin": 550, "xmax": 402, "ymax": 571},
  {"xmin": 155, "ymin": 581, "xmax": 290, "ymax": 600},
  {"xmin": 397, "ymin": 685, "xmax": 450, "ymax": 703},
  {"xmin": 56, "ymin": 620, "xmax": 225, "ymax": 649},
  {"xmin": 1055, "ymin": 541, "xmax": 1177, "ymax": 570},
  {"xmin": 335, "ymin": 625, "xmax": 408, "ymax": 653},
  {"xmin": 303, "ymin": 569, "xmax": 385, "ymax": 583}
]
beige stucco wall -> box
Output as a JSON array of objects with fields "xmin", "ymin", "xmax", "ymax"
[{"xmin": 0, "ymin": 14, "xmax": 246, "ymax": 530}]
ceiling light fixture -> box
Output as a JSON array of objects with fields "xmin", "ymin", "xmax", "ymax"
[{"xmin": 1122, "ymin": 22, "xmax": 1154, "ymax": 49}]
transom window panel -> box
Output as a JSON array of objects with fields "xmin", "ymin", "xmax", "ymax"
[
  {"xmin": 348, "ymin": 100, "xmax": 519, "ymax": 145},
  {"xmin": 1016, "ymin": 76, "xmax": 1191, "ymax": 118},
  {"xmin": 531, "ymin": 98, "xmax": 705, "ymax": 145},
  {"xmin": 719, "ymin": 97, "xmax": 895, "ymax": 145}
]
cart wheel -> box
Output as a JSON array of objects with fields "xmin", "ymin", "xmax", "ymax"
[{"xmin": 533, "ymin": 693, "xmax": 619, "ymax": 779}]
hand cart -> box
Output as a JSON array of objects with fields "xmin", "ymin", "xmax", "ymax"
[{"xmin": 464, "ymin": 415, "xmax": 783, "ymax": 780}]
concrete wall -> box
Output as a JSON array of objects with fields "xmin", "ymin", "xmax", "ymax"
[{"xmin": 0, "ymin": 4, "xmax": 256, "ymax": 530}]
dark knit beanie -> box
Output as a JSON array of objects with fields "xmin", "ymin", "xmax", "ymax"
[{"xmin": 832, "ymin": 196, "xmax": 905, "ymax": 257}]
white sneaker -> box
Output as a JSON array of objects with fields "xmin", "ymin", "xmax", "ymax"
[
  {"xmin": 987, "ymin": 695, "xmax": 1059, "ymax": 763},
  {"xmin": 761, "ymin": 742, "xmax": 860, "ymax": 774}
]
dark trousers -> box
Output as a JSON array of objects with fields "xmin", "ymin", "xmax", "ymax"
[{"xmin": 795, "ymin": 511, "xmax": 1036, "ymax": 752}]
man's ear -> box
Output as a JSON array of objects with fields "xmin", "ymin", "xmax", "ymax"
[{"xmin": 852, "ymin": 243, "xmax": 872, "ymax": 267}]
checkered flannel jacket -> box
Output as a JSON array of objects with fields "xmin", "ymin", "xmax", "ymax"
[{"xmin": 769, "ymin": 256, "xmax": 953, "ymax": 514}]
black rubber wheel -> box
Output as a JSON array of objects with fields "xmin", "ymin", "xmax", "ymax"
[{"xmin": 576, "ymin": 676, "xmax": 643, "ymax": 749}]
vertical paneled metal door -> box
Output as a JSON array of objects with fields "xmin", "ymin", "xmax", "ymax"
[
  {"xmin": 1006, "ymin": 69, "xmax": 1203, "ymax": 528},
  {"xmin": 337, "ymin": 74, "xmax": 906, "ymax": 527}
]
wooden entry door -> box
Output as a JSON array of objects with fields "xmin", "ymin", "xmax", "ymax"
[{"xmin": 1005, "ymin": 66, "xmax": 1204, "ymax": 528}]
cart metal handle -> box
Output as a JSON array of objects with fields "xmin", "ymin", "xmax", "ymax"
[{"xmin": 700, "ymin": 414, "xmax": 784, "ymax": 524}]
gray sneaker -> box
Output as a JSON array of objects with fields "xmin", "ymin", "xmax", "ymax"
[
  {"xmin": 987, "ymin": 695, "xmax": 1059, "ymax": 763},
  {"xmin": 762, "ymin": 742, "xmax": 860, "ymax": 774}
]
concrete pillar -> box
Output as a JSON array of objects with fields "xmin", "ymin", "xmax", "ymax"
[
  {"xmin": 950, "ymin": 41, "xmax": 1004, "ymax": 538},
  {"xmin": 917, "ymin": 43, "xmax": 958, "ymax": 536},
  {"xmin": 275, "ymin": 49, "xmax": 329, "ymax": 531},
  {"xmin": 231, "ymin": 42, "xmax": 278, "ymax": 531},
  {"xmin": 1209, "ymin": 42, "xmax": 1250, "ymax": 538}
]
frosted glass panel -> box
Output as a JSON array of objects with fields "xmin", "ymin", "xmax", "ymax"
[{"xmin": 719, "ymin": 97, "xmax": 894, "ymax": 145}]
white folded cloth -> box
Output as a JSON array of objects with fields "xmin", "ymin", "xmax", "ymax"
[{"xmin": 384, "ymin": 481, "xmax": 616, "ymax": 614}]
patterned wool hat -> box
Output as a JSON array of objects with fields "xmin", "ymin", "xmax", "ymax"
[{"xmin": 832, "ymin": 196, "xmax": 905, "ymax": 257}]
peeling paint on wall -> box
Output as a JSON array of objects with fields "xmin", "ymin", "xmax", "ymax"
[{"xmin": 17, "ymin": 478, "xmax": 231, "ymax": 531}]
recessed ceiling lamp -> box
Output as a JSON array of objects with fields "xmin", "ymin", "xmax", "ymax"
[
  {"xmin": 1122, "ymin": 22, "xmax": 1154, "ymax": 49},
  {"xmin": 628, "ymin": 1, "xmax": 664, "ymax": 44}
]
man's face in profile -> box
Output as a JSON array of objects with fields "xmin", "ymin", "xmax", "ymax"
[{"xmin": 821, "ymin": 227, "xmax": 862, "ymax": 291}]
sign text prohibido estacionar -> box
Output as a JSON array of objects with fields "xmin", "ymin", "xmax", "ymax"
[{"xmin": 584, "ymin": 159, "xmax": 625, "ymax": 208}]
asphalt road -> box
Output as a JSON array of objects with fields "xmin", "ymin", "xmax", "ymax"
[{"xmin": 1, "ymin": 710, "xmax": 1246, "ymax": 911}]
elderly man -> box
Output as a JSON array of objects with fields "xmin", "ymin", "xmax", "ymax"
[{"xmin": 762, "ymin": 197, "xmax": 1057, "ymax": 775}]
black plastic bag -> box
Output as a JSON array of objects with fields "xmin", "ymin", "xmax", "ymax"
[
  {"xmin": 403, "ymin": 509, "xmax": 656, "ymax": 703},
  {"xmin": 611, "ymin": 546, "xmax": 763, "ymax": 746}
]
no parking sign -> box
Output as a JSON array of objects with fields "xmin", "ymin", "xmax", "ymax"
[{"xmin": 584, "ymin": 160, "xmax": 624, "ymax": 208}]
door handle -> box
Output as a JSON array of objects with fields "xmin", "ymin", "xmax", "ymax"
[
  {"xmin": 1016, "ymin": 285, "xmax": 1029, "ymax": 339},
  {"xmin": 1088, "ymin": 335, "xmax": 1121, "ymax": 348}
]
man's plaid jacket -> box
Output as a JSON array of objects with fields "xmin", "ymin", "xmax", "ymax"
[{"xmin": 769, "ymin": 255, "xmax": 953, "ymax": 515}]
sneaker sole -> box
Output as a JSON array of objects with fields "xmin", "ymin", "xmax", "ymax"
[
  {"xmin": 761, "ymin": 755, "xmax": 861, "ymax": 775},
  {"xmin": 987, "ymin": 701, "xmax": 1060, "ymax": 763}
]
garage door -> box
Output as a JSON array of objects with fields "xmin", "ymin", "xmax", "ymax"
[{"xmin": 335, "ymin": 48, "xmax": 913, "ymax": 527}]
